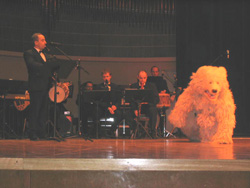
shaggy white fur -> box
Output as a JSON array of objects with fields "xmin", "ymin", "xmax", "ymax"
[{"xmin": 168, "ymin": 66, "xmax": 236, "ymax": 143}]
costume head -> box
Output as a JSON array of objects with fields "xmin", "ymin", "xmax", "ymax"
[{"xmin": 189, "ymin": 66, "xmax": 229, "ymax": 102}]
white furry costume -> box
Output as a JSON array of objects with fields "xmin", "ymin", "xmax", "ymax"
[{"xmin": 168, "ymin": 66, "xmax": 236, "ymax": 143}]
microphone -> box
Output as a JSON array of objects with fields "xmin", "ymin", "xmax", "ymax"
[
  {"xmin": 48, "ymin": 41, "xmax": 62, "ymax": 46},
  {"xmin": 44, "ymin": 46, "xmax": 51, "ymax": 52},
  {"xmin": 226, "ymin": 50, "xmax": 230, "ymax": 59},
  {"xmin": 161, "ymin": 71, "xmax": 165, "ymax": 77},
  {"xmin": 105, "ymin": 80, "xmax": 109, "ymax": 85}
]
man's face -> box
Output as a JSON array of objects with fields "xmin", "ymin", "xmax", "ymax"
[
  {"xmin": 151, "ymin": 67, "xmax": 159, "ymax": 76},
  {"xmin": 138, "ymin": 71, "xmax": 148, "ymax": 85},
  {"xmin": 34, "ymin": 34, "xmax": 47, "ymax": 50},
  {"xmin": 85, "ymin": 83, "xmax": 93, "ymax": 91},
  {"xmin": 102, "ymin": 73, "xmax": 112, "ymax": 83}
]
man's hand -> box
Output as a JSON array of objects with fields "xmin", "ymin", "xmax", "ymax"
[
  {"xmin": 170, "ymin": 95, "xmax": 175, "ymax": 102},
  {"xmin": 111, "ymin": 105, "xmax": 117, "ymax": 112},
  {"xmin": 134, "ymin": 110, "xmax": 139, "ymax": 117},
  {"xmin": 108, "ymin": 107, "xmax": 115, "ymax": 114},
  {"xmin": 108, "ymin": 105, "xmax": 117, "ymax": 114}
]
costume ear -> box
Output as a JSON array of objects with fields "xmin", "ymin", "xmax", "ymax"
[
  {"xmin": 218, "ymin": 66, "xmax": 227, "ymax": 78},
  {"xmin": 190, "ymin": 65, "xmax": 207, "ymax": 80}
]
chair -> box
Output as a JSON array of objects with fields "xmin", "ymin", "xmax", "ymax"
[{"xmin": 131, "ymin": 102, "xmax": 152, "ymax": 139}]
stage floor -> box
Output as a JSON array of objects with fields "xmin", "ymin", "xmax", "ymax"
[
  {"xmin": 1, "ymin": 137, "xmax": 250, "ymax": 159},
  {"xmin": 1, "ymin": 138, "xmax": 250, "ymax": 188}
]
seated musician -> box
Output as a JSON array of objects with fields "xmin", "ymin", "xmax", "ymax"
[
  {"xmin": 95, "ymin": 70, "xmax": 122, "ymax": 137},
  {"xmin": 149, "ymin": 66, "xmax": 182, "ymax": 101},
  {"xmin": 148, "ymin": 66, "xmax": 170, "ymax": 93},
  {"xmin": 129, "ymin": 70, "xmax": 159, "ymax": 138},
  {"xmin": 148, "ymin": 66, "xmax": 176, "ymax": 136},
  {"xmin": 76, "ymin": 81, "xmax": 95, "ymax": 137}
]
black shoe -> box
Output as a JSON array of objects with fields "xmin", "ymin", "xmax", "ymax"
[
  {"xmin": 36, "ymin": 129, "xmax": 47, "ymax": 139},
  {"xmin": 36, "ymin": 132, "xmax": 47, "ymax": 140},
  {"xmin": 29, "ymin": 134, "xmax": 39, "ymax": 141},
  {"xmin": 38, "ymin": 135, "xmax": 47, "ymax": 140}
]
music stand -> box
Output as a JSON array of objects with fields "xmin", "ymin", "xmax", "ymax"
[
  {"xmin": 125, "ymin": 88, "xmax": 154, "ymax": 104},
  {"xmin": 83, "ymin": 90, "xmax": 110, "ymax": 139},
  {"xmin": 48, "ymin": 59, "xmax": 75, "ymax": 142},
  {"xmin": 124, "ymin": 89, "xmax": 154, "ymax": 139}
]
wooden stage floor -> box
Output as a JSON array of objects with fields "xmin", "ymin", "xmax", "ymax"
[
  {"xmin": 1, "ymin": 137, "xmax": 250, "ymax": 159},
  {"xmin": 1, "ymin": 138, "xmax": 250, "ymax": 188}
]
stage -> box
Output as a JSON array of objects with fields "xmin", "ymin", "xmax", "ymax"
[{"xmin": 1, "ymin": 138, "xmax": 250, "ymax": 188}]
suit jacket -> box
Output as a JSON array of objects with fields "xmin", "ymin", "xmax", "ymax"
[
  {"xmin": 23, "ymin": 48, "xmax": 56, "ymax": 92},
  {"xmin": 130, "ymin": 82, "xmax": 159, "ymax": 110},
  {"xmin": 147, "ymin": 76, "xmax": 170, "ymax": 93}
]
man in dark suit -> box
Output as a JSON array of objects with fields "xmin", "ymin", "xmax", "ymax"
[
  {"xmin": 23, "ymin": 33, "xmax": 56, "ymax": 140},
  {"xmin": 148, "ymin": 66, "xmax": 170, "ymax": 93},
  {"xmin": 95, "ymin": 70, "xmax": 122, "ymax": 137},
  {"xmin": 130, "ymin": 70, "xmax": 159, "ymax": 138},
  {"xmin": 76, "ymin": 81, "xmax": 95, "ymax": 137}
]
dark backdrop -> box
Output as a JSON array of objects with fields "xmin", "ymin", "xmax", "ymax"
[
  {"xmin": 0, "ymin": 0, "xmax": 176, "ymax": 58},
  {"xmin": 176, "ymin": 0, "xmax": 250, "ymax": 136},
  {"xmin": 1, "ymin": 0, "xmax": 249, "ymax": 135}
]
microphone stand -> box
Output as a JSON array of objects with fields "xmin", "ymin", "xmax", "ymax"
[
  {"xmin": 76, "ymin": 60, "xmax": 93, "ymax": 142},
  {"xmin": 160, "ymin": 72, "xmax": 178, "ymax": 138},
  {"xmin": 161, "ymin": 72, "xmax": 175, "ymax": 86},
  {"xmin": 210, "ymin": 54, "xmax": 223, "ymax": 65},
  {"xmin": 210, "ymin": 50, "xmax": 229, "ymax": 65},
  {"xmin": 48, "ymin": 72, "xmax": 64, "ymax": 142},
  {"xmin": 51, "ymin": 45, "xmax": 92, "ymax": 142}
]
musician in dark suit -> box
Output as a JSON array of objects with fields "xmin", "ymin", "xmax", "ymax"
[
  {"xmin": 23, "ymin": 33, "xmax": 56, "ymax": 140},
  {"xmin": 148, "ymin": 66, "xmax": 170, "ymax": 93},
  {"xmin": 76, "ymin": 81, "xmax": 95, "ymax": 137},
  {"xmin": 130, "ymin": 70, "xmax": 159, "ymax": 138},
  {"xmin": 95, "ymin": 70, "xmax": 122, "ymax": 137}
]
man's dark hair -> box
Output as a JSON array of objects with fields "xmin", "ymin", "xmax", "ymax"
[
  {"xmin": 101, "ymin": 69, "xmax": 112, "ymax": 76},
  {"xmin": 150, "ymin": 66, "xmax": 159, "ymax": 72},
  {"xmin": 31, "ymin": 33, "xmax": 43, "ymax": 43},
  {"xmin": 83, "ymin": 81, "xmax": 93, "ymax": 87}
]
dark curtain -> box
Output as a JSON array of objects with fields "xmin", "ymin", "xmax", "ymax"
[
  {"xmin": 0, "ymin": 0, "xmax": 176, "ymax": 57},
  {"xmin": 176, "ymin": 0, "xmax": 250, "ymax": 136}
]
